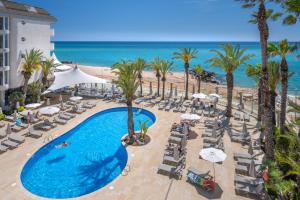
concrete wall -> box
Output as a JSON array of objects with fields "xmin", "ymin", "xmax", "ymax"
[{"xmin": 9, "ymin": 17, "xmax": 54, "ymax": 89}]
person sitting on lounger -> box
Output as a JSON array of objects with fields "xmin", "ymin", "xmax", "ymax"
[
  {"xmin": 55, "ymin": 141, "xmax": 70, "ymax": 148},
  {"xmin": 15, "ymin": 117, "xmax": 22, "ymax": 126}
]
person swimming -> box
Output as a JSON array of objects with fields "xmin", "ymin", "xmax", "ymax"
[{"xmin": 55, "ymin": 141, "xmax": 70, "ymax": 149}]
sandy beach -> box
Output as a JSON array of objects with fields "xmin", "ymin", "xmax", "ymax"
[{"xmin": 79, "ymin": 65, "xmax": 257, "ymax": 100}]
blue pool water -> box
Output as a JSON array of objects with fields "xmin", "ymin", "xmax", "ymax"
[
  {"xmin": 21, "ymin": 107, "xmax": 156, "ymax": 199},
  {"xmin": 54, "ymin": 41, "xmax": 300, "ymax": 92}
]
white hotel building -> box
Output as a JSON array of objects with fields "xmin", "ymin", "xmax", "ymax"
[{"xmin": 0, "ymin": 0, "xmax": 56, "ymax": 106}]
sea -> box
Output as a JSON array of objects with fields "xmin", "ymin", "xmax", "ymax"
[{"xmin": 54, "ymin": 41, "xmax": 300, "ymax": 94}]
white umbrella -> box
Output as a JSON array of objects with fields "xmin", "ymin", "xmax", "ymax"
[
  {"xmin": 209, "ymin": 93, "xmax": 221, "ymax": 99},
  {"xmin": 20, "ymin": 110, "xmax": 33, "ymax": 117},
  {"xmin": 70, "ymin": 96, "xmax": 83, "ymax": 102},
  {"xmin": 192, "ymin": 93, "xmax": 207, "ymax": 99},
  {"xmin": 199, "ymin": 148, "xmax": 227, "ymax": 181},
  {"xmin": 180, "ymin": 113, "xmax": 201, "ymax": 121},
  {"xmin": 39, "ymin": 106, "xmax": 60, "ymax": 116},
  {"xmin": 25, "ymin": 103, "xmax": 42, "ymax": 109}
]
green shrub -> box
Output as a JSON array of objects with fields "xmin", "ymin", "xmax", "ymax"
[
  {"xmin": 0, "ymin": 113, "xmax": 5, "ymax": 121},
  {"xmin": 8, "ymin": 91, "xmax": 24, "ymax": 109},
  {"xmin": 17, "ymin": 106, "xmax": 25, "ymax": 112}
]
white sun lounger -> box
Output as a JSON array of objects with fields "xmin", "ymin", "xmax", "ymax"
[
  {"xmin": 8, "ymin": 133, "xmax": 25, "ymax": 144},
  {"xmin": 0, "ymin": 144, "xmax": 8, "ymax": 153},
  {"xmin": 54, "ymin": 117, "xmax": 67, "ymax": 125},
  {"xmin": 0, "ymin": 130, "xmax": 6, "ymax": 139},
  {"xmin": 234, "ymin": 174, "xmax": 264, "ymax": 186},
  {"xmin": 26, "ymin": 128, "xmax": 42, "ymax": 138},
  {"xmin": 157, "ymin": 163, "xmax": 183, "ymax": 180},
  {"xmin": 2, "ymin": 139, "xmax": 19, "ymax": 149}
]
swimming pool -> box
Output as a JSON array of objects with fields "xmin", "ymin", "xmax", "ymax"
[{"xmin": 20, "ymin": 107, "xmax": 156, "ymax": 199}]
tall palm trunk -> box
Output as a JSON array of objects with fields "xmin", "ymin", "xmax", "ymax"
[
  {"xmin": 156, "ymin": 72, "xmax": 160, "ymax": 96},
  {"xmin": 270, "ymin": 91, "xmax": 277, "ymax": 125},
  {"xmin": 197, "ymin": 78, "xmax": 201, "ymax": 93},
  {"xmin": 138, "ymin": 75, "xmax": 143, "ymax": 97},
  {"xmin": 23, "ymin": 72, "xmax": 31, "ymax": 104},
  {"xmin": 280, "ymin": 58, "xmax": 288, "ymax": 134},
  {"xmin": 127, "ymin": 101, "xmax": 134, "ymax": 143},
  {"xmin": 184, "ymin": 62, "xmax": 189, "ymax": 100},
  {"xmin": 257, "ymin": 79, "xmax": 263, "ymax": 122},
  {"xmin": 162, "ymin": 77, "xmax": 166, "ymax": 100},
  {"xmin": 226, "ymin": 72, "xmax": 233, "ymax": 117},
  {"xmin": 258, "ymin": 0, "xmax": 274, "ymax": 160}
]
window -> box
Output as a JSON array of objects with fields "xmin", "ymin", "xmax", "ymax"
[
  {"xmin": 0, "ymin": 34, "xmax": 3, "ymax": 49},
  {"xmin": 4, "ymin": 71, "xmax": 8, "ymax": 84},
  {"xmin": 0, "ymin": 17, "xmax": 3, "ymax": 31},
  {"xmin": 4, "ymin": 17, "xmax": 8, "ymax": 30},
  {"xmin": 4, "ymin": 52, "xmax": 8, "ymax": 66},
  {"xmin": 0, "ymin": 53, "xmax": 3, "ymax": 67},
  {"xmin": 0, "ymin": 71, "xmax": 3, "ymax": 85},
  {"xmin": 4, "ymin": 34, "xmax": 8, "ymax": 48}
]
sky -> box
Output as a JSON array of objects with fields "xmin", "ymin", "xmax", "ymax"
[{"xmin": 15, "ymin": 0, "xmax": 300, "ymax": 42}]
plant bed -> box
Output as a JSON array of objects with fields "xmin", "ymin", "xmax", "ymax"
[{"xmin": 122, "ymin": 132, "xmax": 151, "ymax": 146}]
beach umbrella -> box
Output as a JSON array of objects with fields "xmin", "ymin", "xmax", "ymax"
[
  {"xmin": 192, "ymin": 84, "xmax": 195, "ymax": 94},
  {"xmin": 215, "ymin": 86, "xmax": 219, "ymax": 94},
  {"xmin": 239, "ymin": 93, "xmax": 244, "ymax": 110},
  {"xmin": 25, "ymin": 103, "xmax": 42, "ymax": 110},
  {"xmin": 199, "ymin": 148, "xmax": 227, "ymax": 181},
  {"xmin": 6, "ymin": 124, "xmax": 11, "ymax": 135},
  {"xmin": 248, "ymin": 141, "xmax": 254, "ymax": 155},
  {"xmin": 192, "ymin": 93, "xmax": 207, "ymax": 99},
  {"xmin": 39, "ymin": 106, "xmax": 60, "ymax": 116},
  {"xmin": 169, "ymin": 83, "xmax": 173, "ymax": 98},
  {"xmin": 46, "ymin": 98, "xmax": 50, "ymax": 106},
  {"xmin": 16, "ymin": 101, "xmax": 20, "ymax": 109},
  {"xmin": 180, "ymin": 113, "xmax": 201, "ymax": 121},
  {"xmin": 173, "ymin": 145, "xmax": 180, "ymax": 161},
  {"xmin": 149, "ymin": 82, "xmax": 153, "ymax": 95},
  {"xmin": 249, "ymin": 159, "xmax": 257, "ymax": 178},
  {"xmin": 59, "ymin": 94, "xmax": 63, "ymax": 102}
]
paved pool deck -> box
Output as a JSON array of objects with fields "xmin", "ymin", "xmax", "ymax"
[{"xmin": 0, "ymin": 99, "xmax": 257, "ymax": 200}]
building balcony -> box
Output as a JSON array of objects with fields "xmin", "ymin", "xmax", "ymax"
[{"xmin": 50, "ymin": 29, "xmax": 55, "ymax": 37}]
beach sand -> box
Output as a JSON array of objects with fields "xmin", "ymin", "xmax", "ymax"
[{"xmin": 79, "ymin": 65, "xmax": 257, "ymax": 99}]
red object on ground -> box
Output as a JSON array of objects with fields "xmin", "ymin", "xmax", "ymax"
[
  {"xmin": 262, "ymin": 170, "xmax": 269, "ymax": 182},
  {"xmin": 203, "ymin": 179, "xmax": 216, "ymax": 191}
]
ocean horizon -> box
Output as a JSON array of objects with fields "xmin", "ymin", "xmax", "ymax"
[{"xmin": 54, "ymin": 41, "xmax": 300, "ymax": 94}]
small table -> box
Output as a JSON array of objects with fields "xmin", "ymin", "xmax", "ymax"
[{"xmin": 70, "ymin": 96, "xmax": 83, "ymax": 102}]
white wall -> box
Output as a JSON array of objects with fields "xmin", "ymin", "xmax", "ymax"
[{"xmin": 9, "ymin": 17, "xmax": 54, "ymax": 89}]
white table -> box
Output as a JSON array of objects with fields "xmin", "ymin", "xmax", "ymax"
[
  {"xmin": 25, "ymin": 103, "xmax": 42, "ymax": 109},
  {"xmin": 70, "ymin": 96, "xmax": 83, "ymax": 102},
  {"xmin": 39, "ymin": 106, "xmax": 60, "ymax": 116}
]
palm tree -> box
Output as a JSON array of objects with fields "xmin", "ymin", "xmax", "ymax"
[
  {"xmin": 268, "ymin": 39, "xmax": 297, "ymax": 133},
  {"xmin": 173, "ymin": 48, "xmax": 198, "ymax": 100},
  {"xmin": 21, "ymin": 49, "xmax": 43, "ymax": 100},
  {"xmin": 246, "ymin": 64, "xmax": 263, "ymax": 123},
  {"xmin": 236, "ymin": 0, "xmax": 278, "ymax": 160},
  {"xmin": 134, "ymin": 58, "xmax": 148, "ymax": 97},
  {"xmin": 42, "ymin": 58, "xmax": 59, "ymax": 91},
  {"xmin": 150, "ymin": 57, "xmax": 162, "ymax": 96},
  {"xmin": 281, "ymin": 0, "xmax": 300, "ymax": 25},
  {"xmin": 113, "ymin": 60, "xmax": 139, "ymax": 143},
  {"xmin": 267, "ymin": 61, "xmax": 281, "ymax": 125},
  {"xmin": 194, "ymin": 65, "xmax": 204, "ymax": 93},
  {"xmin": 160, "ymin": 60, "xmax": 173, "ymax": 100},
  {"xmin": 207, "ymin": 44, "xmax": 253, "ymax": 117}
]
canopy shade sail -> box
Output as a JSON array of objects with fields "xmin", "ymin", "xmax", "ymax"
[
  {"xmin": 51, "ymin": 53, "xmax": 72, "ymax": 71},
  {"xmin": 43, "ymin": 66, "xmax": 108, "ymax": 94}
]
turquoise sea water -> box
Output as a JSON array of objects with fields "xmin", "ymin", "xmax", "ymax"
[
  {"xmin": 21, "ymin": 107, "xmax": 156, "ymax": 199},
  {"xmin": 54, "ymin": 42, "xmax": 300, "ymax": 93}
]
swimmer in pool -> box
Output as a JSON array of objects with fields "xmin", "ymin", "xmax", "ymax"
[{"xmin": 55, "ymin": 141, "xmax": 70, "ymax": 148}]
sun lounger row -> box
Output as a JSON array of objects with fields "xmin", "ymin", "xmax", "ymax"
[{"xmin": 234, "ymin": 112, "xmax": 250, "ymax": 122}]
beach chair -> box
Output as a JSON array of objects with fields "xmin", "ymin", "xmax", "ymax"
[
  {"xmin": 163, "ymin": 155, "xmax": 186, "ymax": 167},
  {"xmin": 33, "ymin": 122, "xmax": 52, "ymax": 131},
  {"xmin": 1, "ymin": 139, "xmax": 19, "ymax": 149},
  {"xmin": 168, "ymin": 136, "xmax": 182, "ymax": 145},
  {"xmin": 234, "ymin": 112, "xmax": 241, "ymax": 120},
  {"xmin": 5, "ymin": 115, "xmax": 15, "ymax": 122},
  {"xmin": 54, "ymin": 117, "xmax": 67, "ymax": 125},
  {"xmin": 170, "ymin": 131, "xmax": 188, "ymax": 139},
  {"xmin": 237, "ymin": 158, "xmax": 262, "ymax": 166},
  {"xmin": 82, "ymin": 102, "xmax": 94, "ymax": 109},
  {"xmin": 244, "ymin": 113, "xmax": 250, "ymax": 122},
  {"xmin": 187, "ymin": 166, "xmax": 215, "ymax": 191},
  {"xmin": 0, "ymin": 130, "xmax": 6, "ymax": 139},
  {"xmin": 203, "ymin": 140, "xmax": 224, "ymax": 151},
  {"xmin": 180, "ymin": 106, "xmax": 187, "ymax": 113},
  {"xmin": 0, "ymin": 121, "xmax": 5, "ymax": 128},
  {"xmin": 25, "ymin": 127, "xmax": 42, "ymax": 138},
  {"xmin": 11, "ymin": 125, "xmax": 22, "ymax": 132},
  {"xmin": 0, "ymin": 144, "xmax": 8, "ymax": 153},
  {"xmin": 157, "ymin": 163, "xmax": 183, "ymax": 180},
  {"xmin": 203, "ymin": 136, "xmax": 222, "ymax": 144},
  {"xmin": 8, "ymin": 133, "xmax": 25, "ymax": 144},
  {"xmin": 58, "ymin": 113, "xmax": 72, "ymax": 120},
  {"xmin": 63, "ymin": 112, "xmax": 76, "ymax": 118},
  {"xmin": 235, "ymin": 164, "xmax": 261, "ymax": 176},
  {"xmin": 235, "ymin": 182, "xmax": 264, "ymax": 199},
  {"xmin": 234, "ymin": 174, "xmax": 264, "ymax": 186}
]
